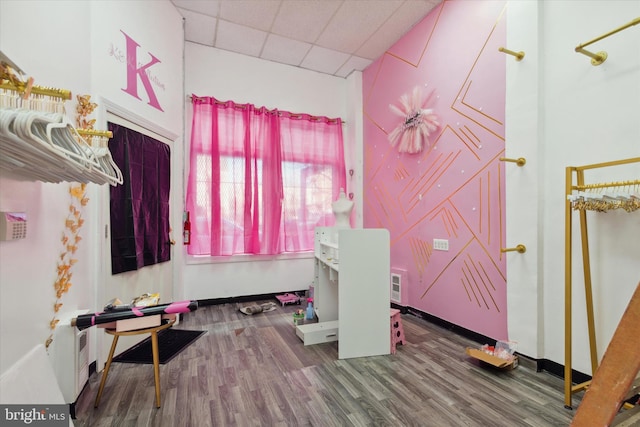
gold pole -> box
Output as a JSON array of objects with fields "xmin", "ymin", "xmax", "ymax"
[
  {"xmin": 0, "ymin": 81, "xmax": 72, "ymax": 100},
  {"xmin": 564, "ymin": 166, "xmax": 574, "ymax": 409},
  {"xmin": 500, "ymin": 244, "xmax": 526, "ymax": 253},
  {"xmin": 499, "ymin": 157, "xmax": 526, "ymax": 167},
  {"xmin": 76, "ymin": 129, "xmax": 113, "ymax": 139},
  {"xmin": 575, "ymin": 17, "xmax": 640, "ymax": 66},
  {"xmin": 577, "ymin": 168, "xmax": 599, "ymax": 376},
  {"xmin": 498, "ymin": 46, "xmax": 525, "ymax": 61},
  {"xmin": 574, "ymin": 157, "xmax": 640, "ymax": 171}
]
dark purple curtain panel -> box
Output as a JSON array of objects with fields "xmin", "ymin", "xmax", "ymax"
[{"xmin": 108, "ymin": 123, "xmax": 171, "ymax": 274}]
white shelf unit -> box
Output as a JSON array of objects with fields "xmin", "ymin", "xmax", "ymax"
[{"xmin": 297, "ymin": 227, "xmax": 390, "ymax": 359}]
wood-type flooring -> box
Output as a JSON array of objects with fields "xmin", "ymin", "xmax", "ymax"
[{"xmin": 73, "ymin": 300, "xmax": 580, "ymax": 426}]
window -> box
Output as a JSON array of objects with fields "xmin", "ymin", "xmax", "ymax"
[{"xmin": 186, "ymin": 97, "xmax": 346, "ymax": 256}]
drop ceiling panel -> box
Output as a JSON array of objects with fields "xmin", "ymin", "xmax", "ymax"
[
  {"xmin": 262, "ymin": 34, "xmax": 311, "ymax": 67},
  {"xmin": 219, "ymin": 0, "xmax": 281, "ymax": 32},
  {"xmin": 172, "ymin": 0, "xmax": 441, "ymax": 77},
  {"xmin": 271, "ymin": 0, "xmax": 342, "ymax": 44},
  {"xmin": 178, "ymin": 8, "xmax": 217, "ymax": 46},
  {"xmin": 356, "ymin": 0, "xmax": 440, "ymax": 59},
  {"xmin": 216, "ymin": 20, "xmax": 267, "ymax": 57},
  {"xmin": 172, "ymin": 0, "xmax": 220, "ymax": 16},
  {"xmin": 336, "ymin": 56, "xmax": 373, "ymax": 78},
  {"xmin": 300, "ymin": 45, "xmax": 351, "ymax": 76},
  {"xmin": 315, "ymin": 0, "xmax": 404, "ymax": 54}
]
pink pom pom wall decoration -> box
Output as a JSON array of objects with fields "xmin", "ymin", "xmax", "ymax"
[{"xmin": 387, "ymin": 86, "xmax": 440, "ymax": 154}]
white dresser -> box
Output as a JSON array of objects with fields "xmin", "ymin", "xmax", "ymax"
[{"xmin": 296, "ymin": 227, "xmax": 390, "ymax": 359}]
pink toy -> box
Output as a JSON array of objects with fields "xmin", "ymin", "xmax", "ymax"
[{"xmin": 275, "ymin": 293, "xmax": 301, "ymax": 306}]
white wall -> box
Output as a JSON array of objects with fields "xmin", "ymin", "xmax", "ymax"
[
  {"xmin": 183, "ymin": 43, "xmax": 351, "ymax": 299},
  {"xmin": 506, "ymin": 0, "xmax": 640, "ymax": 372},
  {"xmin": 0, "ymin": 0, "xmax": 184, "ymax": 376},
  {"xmin": 0, "ymin": 0, "xmax": 94, "ymax": 375},
  {"xmin": 504, "ymin": 0, "xmax": 543, "ymax": 359},
  {"xmin": 88, "ymin": 0, "xmax": 185, "ymax": 368}
]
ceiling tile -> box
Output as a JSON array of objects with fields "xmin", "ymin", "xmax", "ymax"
[
  {"xmin": 315, "ymin": 0, "xmax": 404, "ymax": 54},
  {"xmin": 335, "ymin": 55, "xmax": 373, "ymax": 78},
  {"xmin": 261, "ymin": 34, "xmax": 311, "ymax": 67},
  {"xmin": 357, "ymin": 0, "xmax": 440, "ymax": 59},
  {"xmin": 173, "ymin": 0, "xmax": 442, "ymax": 77},
  {"xmin": 216, "ymin": 20, "xmax": 267, "ymax": 57},
  {"xmin": 271, "ymin": 0, "xmax": 342, "ymax": 44},
  {"xmin": 219, "ymin": 0, "xmax": 281, "ymax": 32},
  {"xmin": 178, "ymin": 8, "xmax": 217, "ymax": 46},
  {"xmin": 300, "ymin": 45, "xmax": 351, "ymax": 76},
  {"xmin": 172, "ymin": 0, "xmax": 220, "ymax": 17}
]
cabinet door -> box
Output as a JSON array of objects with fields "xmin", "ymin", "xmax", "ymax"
[{"xmin": 338, "ymin": 228, "xmax": 390, "ymax": 359}]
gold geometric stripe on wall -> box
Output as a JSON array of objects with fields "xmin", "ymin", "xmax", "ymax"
[
  {"xmin": 460, "ymin": 125, "xmax": 481, "ymax": 148},
  {"xmin": 370, "ymin": 182, "xmax": 393, "ymax": 226},
  {"xmin": 455, "ymin": 125, "xmax": 481, "ymax": 161},
  {"xmin": 464, "ymin": 252, "xmax": 499, "ymax": 311},
  {"xmin": 461, "ymin": 264, "xmax": 481, "ymax": 307},
  {"xmin": 407, "ymin": 149, "xmax": 462, "ymax": 214},
  {"xmin": 498, "ymin": 160, "xmax": 504, "ymax": 260},
  {"xmin": 461, "ymin": 277, "xmax": 472, "ymax": 303},
  {"xmin": 421, "ymin": 237, "xmax": 474, "ymax": 298},
  {"xmin": 409, "ymin": 236, "xmax": 431, "ymax": 276},
  {"xmin": 420, "ymin": 239, "xmax": 500, "ymax": 312},
  {"xmin": 392, "ymin": 150, "xmax": 504, "ymax": 247},
  {"xmin": 452, "ymin": 80, "xmax": 505, "ymax": 142},
  {"xmin": 429, "ymin": 206, "xmax": 459, "ymax": 238},
  {"xmin": 460, "ymin": 80, "xmax": 503, "ymax": 127},
  {"xmin": 393, "ymin": 161, "xmax": 411, "ymax": 182}
]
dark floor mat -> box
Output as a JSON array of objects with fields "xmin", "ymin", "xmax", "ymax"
[{"xmin": 112, "ymin": 329, "xmax": 206, "ymax": 364}]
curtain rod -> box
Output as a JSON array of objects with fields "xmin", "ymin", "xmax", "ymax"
[{"xmin": 187, "ymin": 94, "xmax": 345, "ymax": 124}]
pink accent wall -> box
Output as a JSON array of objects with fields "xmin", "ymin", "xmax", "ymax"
[{"xmin": 363, "ymin": 0, "xmax": 507, "ymax": 339}]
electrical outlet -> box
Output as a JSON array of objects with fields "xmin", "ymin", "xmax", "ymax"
[{"xmin": 433, "ymin": 238, "xmax": 449, "ymax": 251}]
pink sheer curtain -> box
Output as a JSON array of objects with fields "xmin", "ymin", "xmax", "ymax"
[{"xmin": 186, "ymin": 96, "xmax": 346, "ymax": 256}]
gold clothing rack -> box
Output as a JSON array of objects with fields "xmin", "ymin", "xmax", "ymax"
[
  {"xmin": 0, "ymin": 54, "xmax": 121, "ymax": 185},
  {"xmin": 76, "ymin": 129, "xmax": 113, "ymax": 139},
  {"xmin": 0, "ymin": 81, "xmax": 72, "ymax": 100},
  {"xmin": 575, "ymin": 17, "xmax": 640, "ymax": 66},
  {"xmin": 563, "ymin": 156, "xmax": 640, "ymax": 409}
]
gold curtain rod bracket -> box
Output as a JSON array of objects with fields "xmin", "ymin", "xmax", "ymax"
[
  {"xmin": 501, "ymin": 244, "xmax": 526, "ymax": 254},
  {"xmin": 575, "ymin": 17, "xmax": 640, "ymax": 66},
  {"xmin": 498, "ymin": 47, "xmax": 525, "ymax": 61},
  {"xmin": 499, "ymin": 157, "xmax": 526, "ymax": 167}
]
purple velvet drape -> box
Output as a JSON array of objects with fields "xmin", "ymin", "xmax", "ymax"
[{"xmin": 109, "ymin": 123, "xmax": 171, "ymax": 275}]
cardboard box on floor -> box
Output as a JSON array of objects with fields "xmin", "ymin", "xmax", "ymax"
[{"xmin": 466, "ymin": 347, "xmax": 519, "ymax": 370}]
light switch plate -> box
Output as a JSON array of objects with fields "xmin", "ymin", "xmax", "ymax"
[{"xmin": 433, "ymin": 238, "xmax": 449, "ymax": 251}]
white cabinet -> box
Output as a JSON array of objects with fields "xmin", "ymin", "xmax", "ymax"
[{"xmin": 296, "ymin": 227, "xmax": 390, "ymax": 359}]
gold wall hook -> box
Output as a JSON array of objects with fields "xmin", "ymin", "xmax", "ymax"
[
  {"xmin": 575, "ymin": 17, "xmax": 640, "ymax": 66},
  {"xmin": 501, "ymin": 244, "xmax": 526, "ymax": 254},
  {"xmin": 500, "ymin": 157, "xmax": 526, "ymax": 167},
  {"xmin": 498, "ymin": 47, "xmax": 525, "ymax": 61}
]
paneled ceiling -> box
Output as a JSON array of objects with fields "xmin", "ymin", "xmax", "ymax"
[{"xmin": 171, "ymin": 0, "xmax": 442, "ymax": 78}]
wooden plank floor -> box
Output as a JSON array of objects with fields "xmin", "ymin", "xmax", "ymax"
[{"xmin": 73, "ymin": 300, "xmax": 578, "ymax": 426}]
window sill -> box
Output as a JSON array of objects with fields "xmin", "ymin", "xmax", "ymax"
[{"xmin": 185, "ymin": 251, "xmax": 314, "ymax": 265}]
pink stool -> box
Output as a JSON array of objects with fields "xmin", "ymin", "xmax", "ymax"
[{"xmin": 390, "ymin": 308, "xmax": 405, "ymax": 354}]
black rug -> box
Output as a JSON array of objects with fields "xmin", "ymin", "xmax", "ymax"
[{"xmin": 113, "ymin": 329, "xmax": 206, "ymax": 365}]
